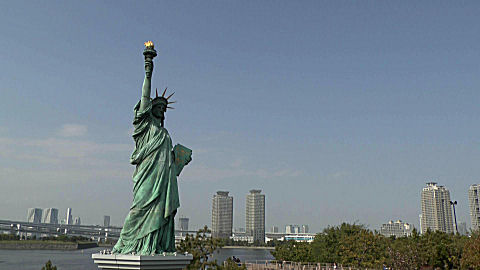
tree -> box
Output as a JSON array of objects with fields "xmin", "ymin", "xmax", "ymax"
[
  {"xmin": 311, "ymin": 222, "xmax": 387, "ymax": 267},
  {"xmin": 177, "ymin": 226, "xmax": 223, "ymax": 270},
  {"xmin": 337, "ymin": 228, "xmax": 388, "ymax": 268},
  {"xmin": 418, "ymin": 230, "xmax": 465, "ymax": 269},
  {"xmin": 41, "ymin": 260, "xmax": 57, "ymax": 270},
  {"xmin": 386, "ymin": 233, "xmax": 423, "ymax": 269},
  {"xmin": 272, "ymin": 240, "xmax": 314, "ymax": 262},
  {"xmin": 222, "ymin": 258, "xmax": 247, "ymax": 270},
  {"xmin": 461, "ymin": 232, "xmax": 480, "ymax": 269}
]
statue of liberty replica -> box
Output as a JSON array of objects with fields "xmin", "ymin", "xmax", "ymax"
[{"xmin": 111, "ymin": 41, "xmax": 192, "ymax": 256}]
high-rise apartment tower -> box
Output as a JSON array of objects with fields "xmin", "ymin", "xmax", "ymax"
[
  {"xmin": 246, "ymin": 189, "xmax": 265, "ymax": 243},
  {"xmin": 420, "ymin": 182, "xmax": 454, "ymax": 234},
  {"xmin": 211, "ymin": 191, "xmax": 233, "ymax": 239},
  {"xmin": 468, "ymin": 184, "xmax": 480, "ymax": 231}
]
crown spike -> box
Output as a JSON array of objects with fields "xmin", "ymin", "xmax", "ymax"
[
  {"xmin": 162, "ymin": 87, "xmax": 167, "ymax": 97},
  {"xmin": 168, "ymin": 101, "xmax": 177, "ymax": 104},
  {"xmin": 167, "ymin": 106, "xmax": 175, "ymax": 109},
  {"xmin": 166, "ymin": 92, "xmax": 175, "ymax": 100},
  {"xmin": 155, "ymin": 88, "xmax": 158, "ymax": 98}
]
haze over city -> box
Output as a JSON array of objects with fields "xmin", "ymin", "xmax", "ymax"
[{"xmin": 1, "ymin": 1, "xmax": 480, "ymax": 233}]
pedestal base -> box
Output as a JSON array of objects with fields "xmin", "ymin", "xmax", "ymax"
[{"xmin": 92, "ymin": 253, "xmax": 193, "ymax": 270}]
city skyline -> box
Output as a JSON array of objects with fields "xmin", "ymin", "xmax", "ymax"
[{"xmin": 2, "ymin": 2, "xmax": 480, "ymax": 232}]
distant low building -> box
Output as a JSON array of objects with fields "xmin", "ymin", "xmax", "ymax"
[
  {"xmin": 284, "ymin": 234, "xmax": 315, "ymax": 243},
  {"xmin": 231, "ymin": 231, "xmax": 253, "ymax": 243},
  {"xmin": 380, "ymin": 220, "xmax": 413, "ymax": 238}
]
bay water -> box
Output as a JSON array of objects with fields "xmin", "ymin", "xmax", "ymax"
[{"xmin": 0, "ymin": 247, "xmax": 274, "ymax": 270}]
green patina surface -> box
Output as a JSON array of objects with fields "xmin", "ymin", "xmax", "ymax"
[{"xmin": 112, "ymin": 43, "xmax": 191, "ymax": 255}]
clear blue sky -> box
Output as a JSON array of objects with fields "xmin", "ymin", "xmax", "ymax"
[{"xmin": 1, "ymin": 1, "xmax": 479, "ymax": 232}]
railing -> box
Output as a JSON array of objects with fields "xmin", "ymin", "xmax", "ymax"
[{"xmin": 238, "ymin": 260, "xmax": 374, "ymax": 270}]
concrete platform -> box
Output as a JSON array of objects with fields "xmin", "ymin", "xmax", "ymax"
[{"xmin": 92, "ymin": 252, "xmax": 193, "ymax": 270}]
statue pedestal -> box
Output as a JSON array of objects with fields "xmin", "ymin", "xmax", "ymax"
[{"xmin": 92, "ymin": 253, "xmax": 193, "ymax": 270}]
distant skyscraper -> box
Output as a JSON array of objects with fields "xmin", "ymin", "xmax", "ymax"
[
  {"xmin": 458, "ymin": 221, "xmax": 468, "ymax": 235},
  {"xmin": 211, "ymin": 191, "xmax": 233, "ymax": 239},
  {"xmin": 66, "ymin": 208, "xmax": 73, "ymax": 225},
  {"xmin": 74, "ymin": 217, "xmax": 81, "ymax": 225},
  {"xmin": 468, "ymin": 184, "xmax": 480, "ymax": 231},
  {"xmin": 420, "ymin": 182, "xmax": 454, "ymax": 234},
  {"xmin": 285, "ymin": 224, "xmax": 307, "ymax": 234},
  {"xmin": 27, "ymin": 208, "xmax": 43, "ymax": 224},
  {"xmin": 179, "ymin": 217, "xmax": 189, "ymax": 231},
  {"xmin": 246, "ymin": 189, "xmax": 265, "ymax": 243},
  {"xmin": 271, "ymin": 226, "xmax": 279, "ymax": 233},
  {"xmin": 42, "ymin": 208, "xmax": 59, "ymax": 224},
  {"xmin": 104, "ymin": 215, "xmax": 111, "ymax": 227},
  {"xmin": 380, "ymin": 220, "xmax": 413, "ymax": 238}
]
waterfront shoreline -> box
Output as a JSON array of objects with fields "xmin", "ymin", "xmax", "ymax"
[{"xmin": 0, "ymin": 240, "xmax": 98, "ymax": 250}]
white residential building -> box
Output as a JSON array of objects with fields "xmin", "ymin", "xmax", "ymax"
[
  {"xmin": 420, "ymin": 182, "xmax": 454, "ymax": 234},
  {"xmin": 380, "ymin": 220, "xmax": 413, "ymax": 237},
  {"xmin": 468, "ymin": 184, "xmax": 480, "ymax": 232},
  {"xmin": 246, "ymin": 189, "xmax": 265, "ymax": 243},
  {"xmin": 212, "ymin": 191, "xmax": 233, "ymax": 239}
]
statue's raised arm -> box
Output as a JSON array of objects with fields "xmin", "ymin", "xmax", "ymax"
[{"xmin": 140, "ymin": 41, "xmax": 157, "ymax": 112}]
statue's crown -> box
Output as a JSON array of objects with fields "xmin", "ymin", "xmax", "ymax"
[{"xmin": 152, "ymin": 88, "xmax": 175, "ymax": 111}]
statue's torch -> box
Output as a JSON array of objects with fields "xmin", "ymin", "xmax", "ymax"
[{"xmin": 143, "ymin": 41, "xmax": 157, "ymax": 78}]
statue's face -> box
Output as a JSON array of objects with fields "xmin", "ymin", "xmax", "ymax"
[{"xmin": 152, "ymin": 105, "xmax": 165, "ymax": 120}]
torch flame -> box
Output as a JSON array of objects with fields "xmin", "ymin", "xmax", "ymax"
[{"xmin": 144, "ymin": 41, "xmax": 154, "ymax": 48}]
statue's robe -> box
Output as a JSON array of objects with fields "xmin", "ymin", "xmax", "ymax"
[{"xmin": 113, "ymin": 101, "xmax": 188, "ymax": 255}]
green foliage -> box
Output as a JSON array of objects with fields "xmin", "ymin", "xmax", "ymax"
[
  {"xmin": 309, "ymin": 223, "xmax": 387, "ymax": 268},
  {"xmin": 41, "ymin": 260, "xmax": 57, "ymax": 270},
  {"xmin": 387, "ymin": 232, "xmax": 423, "ymax": 269},
  {"xmin": 271, "ymin": 223, "xmax": 478, "ymax": 270},
  {"xmin": 461, "ymin": 232, "xmax": 480, "ymax": 270},
  {"xmin": 0, "ymin": 234, "xmax": 19, "ymax": 240},
  {"xmin": 177, "ymin": 226, "xmax": 224, "ymax": 270},
  {"xmin": 416, "ymin": 230, "xmax": 465, "ymax": 269},
  {"xmin": 272, "ymin": 240, "xmax": 315, "ymax": 262},
  {"xmin": 220, "ymin": 238, "xmax": 253, "ymax": 247},
  {"xmin": 222, "ymin": 258, "xmax": 247, "ymax": 270}
]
